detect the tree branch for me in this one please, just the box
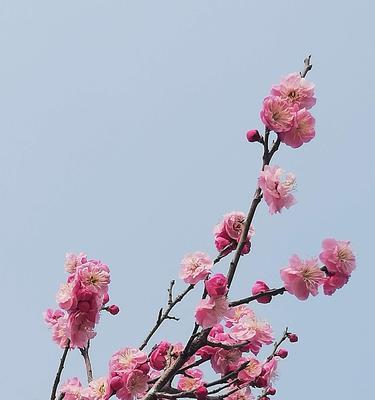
[50,341,70,400]
[139,284,195,350]
[80,341,93,383]
[229,287,286,307]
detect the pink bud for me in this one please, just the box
[276,348,288,358]
[251,280,272,304]
[102,293,110,305]
[254,376,268,388]
[246,129,261,143]
[107,305,120,315]
[205,273,228,298]
[194,386,208,400]
[267,387,276,396]
[260,397,270,400]
[288,333,298,343]
[110,376,123,391]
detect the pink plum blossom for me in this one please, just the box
[109,348,148,375]
[280,255,325,300]
[205,274,228,298]
[115,370,149,400]
[260,96,294,133]
[82,377,107,400]
[259,358,278,387]
[65,252,87,274]
[195,296,229,328]
[177,369,203,391]
[43,308,64,326]
[246,129,261,143]
[229,312,273,355]
[211,348,242,375]
[179,252,213,284]
[149,341,171,370]
[60,377,83,400]
[238,358,262,383]
[319,238,356,276]
[227,387,254,400]
[271,72,316,110]
[278,108,315,148]
[322,273,350,295]
[258,165,296,214]
[77,261,110,295]
[225,305,256,328]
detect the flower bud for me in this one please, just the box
[107,305,120,315]
[138,362,150,374]
[246,129,262,143]
[287,333,298,342]
[205,274,228,298]
[276,348,288,358]
[254,376,268,388]
[267,387,276,395]
[110,376,123,391]
[194,386,208,400]
[251,280,272,303]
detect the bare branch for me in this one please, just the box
[80,342,93,383]
[229,287,286,307]
[139,284,195,350]
[50,341,70,400]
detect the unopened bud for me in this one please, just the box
[276,348,288,358]
[138,362,150,374]
[194,386,208,400]
[246,129,262,143]
[251,280,272,304]
[267,387,276,395]
[110,376,123,391]
[107,304,120,315]
[288,333,298,342]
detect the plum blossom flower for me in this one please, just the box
[109,348,148,375]
[238,358,262,383]
[195,296,229,328]
[280,255,325,300]
[258,166,296,214]
[229,312,273,355]
[65,252,87,274]
[260,96,294,133]
[149,341,171,370]
[278,108,315,148]
[225,305,255,328]
[227,387,254,400]
[60,377,83,400]
[211,348,242,375]
[322,273,350,295]
[214,212,254,256]
[177,369,203,391]
[77,261,110,295]
[116,370,149,400]
[179,252,213,284]
[271,72,316,110]
[81,377,107,400]
[43,308,64,326]
[259,358,278,387]
[319,238,356,276]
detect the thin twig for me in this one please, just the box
[168,280,176,305]
[229,287,286,307]
[206,340,250,350]
[266,327,289,362]
[300,55,313,78]
[139,284,195,350]
[176,357,209,375]
[80,341,93,383]
[50,341,70,400]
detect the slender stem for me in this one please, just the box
[80,342,93,383]
[266,327,289,362]
[139,284,195,350]
[229,287,286,307]
[50,341,70,400]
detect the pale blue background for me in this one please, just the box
[0,1,373,399]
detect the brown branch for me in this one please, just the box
[50,341,70,400]
[206,340,249,350]
[58,394,65,400]
[168,280,176,305]
[266,327,289,362]
[229,287,286,307]
[80,341,93,383]
[300,55,313,78]
[139,284,195,350]
[177,357,209,375]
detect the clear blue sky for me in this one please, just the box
[0,1,373,399]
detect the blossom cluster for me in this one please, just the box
[44,253,118,349]
[260,72,316,148]
[280,239,356,299]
